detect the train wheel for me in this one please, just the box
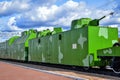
[111,57,120,74]
[111,43,120,73]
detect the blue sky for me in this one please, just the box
[0,0,120,42]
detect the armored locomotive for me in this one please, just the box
[0,13,120,73]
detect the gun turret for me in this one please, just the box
[71,18,92,30]
[89,12,114,26]
[70,12,114,30]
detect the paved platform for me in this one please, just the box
[0,61,83,80]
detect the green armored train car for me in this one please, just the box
[0,30,37,61]
[0,12,120,73]
[29,17,118,68]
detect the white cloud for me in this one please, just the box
[109,25,118,28]
[16,0,113,28]
[0,0,30,16]
[36,5,58,21]
[0,31,21,42]
[7,17,23,31]
[35,26,54,31]
[0,0,119,29]
[15,0,92,28]
[0,0,120,42]
[0,0,57,17]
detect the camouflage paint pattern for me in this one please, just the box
[29,26,118,67]
[88,26,118,66]
[0,29,37,61]
[0,42,7,58]
[0,20,118,67]
[29,27,89,66]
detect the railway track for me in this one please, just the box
[0,59,120,80]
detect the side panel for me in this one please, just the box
[29,39,40,61]
[0,42,7,59]
[88,26,118,66]
[29,27,89,67]
[42,36,48,63]
[71,27,88,66]
[52,27,89,66]
[62,31,71,64]
[48,36,53,63]
[52,34,59,63]
[98,47,120,57]
[7,43,26,60]
[18,43,26,61]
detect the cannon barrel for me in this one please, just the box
[98,12,114,21]
[88,12,114,26]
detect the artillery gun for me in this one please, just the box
[71,12,114,29]
[89,12,114,26]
